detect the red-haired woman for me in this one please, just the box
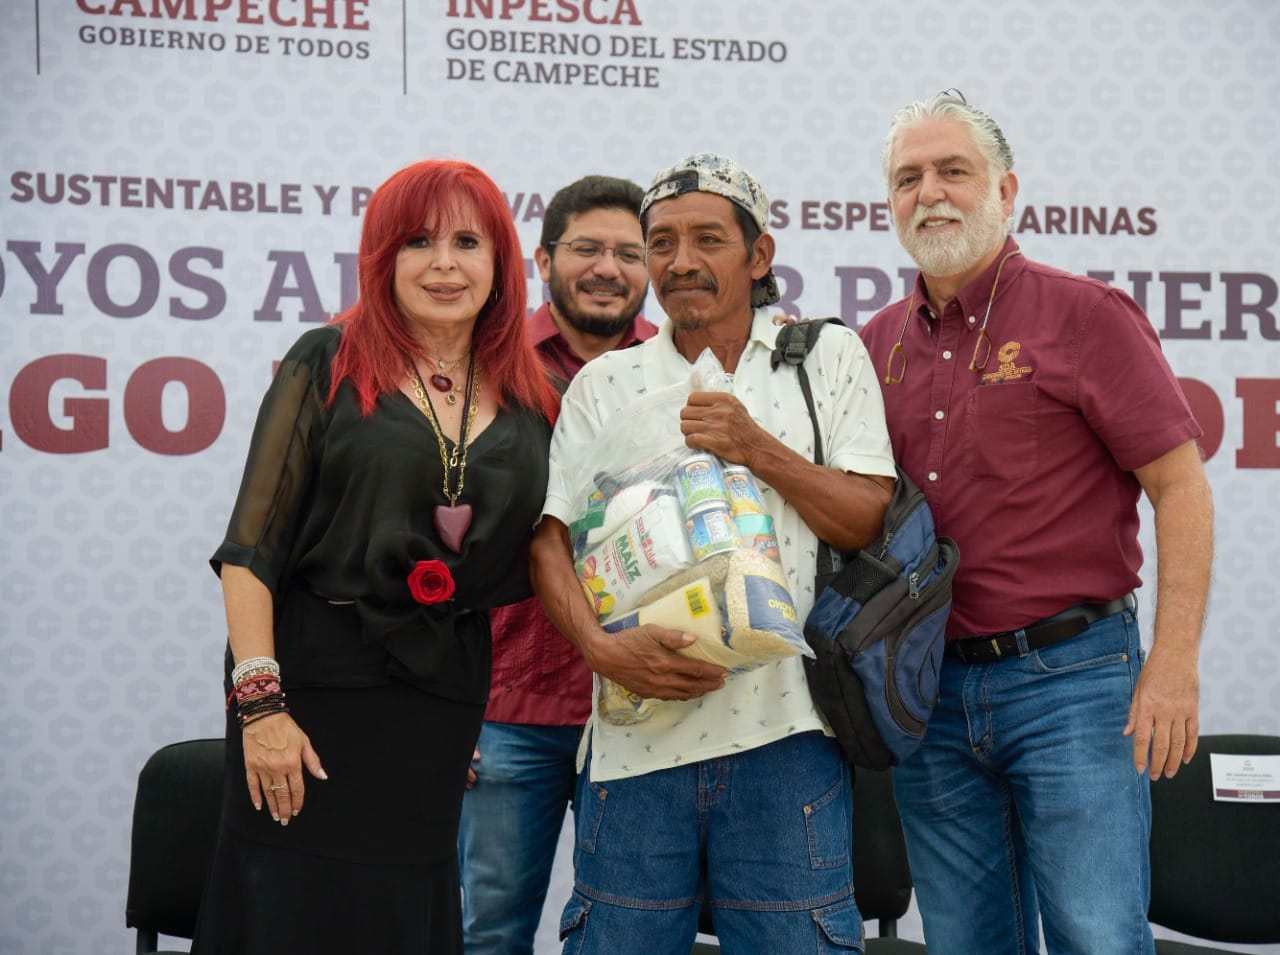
[193,159,558,953]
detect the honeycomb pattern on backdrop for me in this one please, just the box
[1,0,1277,951]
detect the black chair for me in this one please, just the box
[1149,733,1280,954]
[693,766,925,953]
[125,738,225,954]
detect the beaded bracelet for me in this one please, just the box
[237,687,285,712]
[232,655,280,687]
[240,709,287,728]
[236,691,289,727]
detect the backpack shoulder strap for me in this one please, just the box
[770,318,842,466]
[771,318,844,576]
[769,317,843,369]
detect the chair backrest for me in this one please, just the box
[125,738,225,949]
[1148,733,1280,944]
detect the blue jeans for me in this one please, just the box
[458,721,584,955]
[894,608,1154,955]
[559,732,864,954]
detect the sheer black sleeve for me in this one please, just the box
[210,326,337,597]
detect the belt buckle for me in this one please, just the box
[989,637,1003,660]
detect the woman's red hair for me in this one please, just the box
[328,159,558,424]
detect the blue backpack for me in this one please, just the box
[772,320,960,770]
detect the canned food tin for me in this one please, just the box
[721,465,766,517]
[734,513,781,561]
[685,504,739,562]
[675,453,729,513]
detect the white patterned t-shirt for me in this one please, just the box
[542,309,896,781]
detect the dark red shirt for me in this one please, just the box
[859,239,1201,639]
[485,303,658,725]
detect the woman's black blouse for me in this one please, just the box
[212,325,552,703]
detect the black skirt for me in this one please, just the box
[191,682,484,954]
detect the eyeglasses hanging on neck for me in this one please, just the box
[882,249,1022,385]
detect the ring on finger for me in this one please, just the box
[269,783,287,791]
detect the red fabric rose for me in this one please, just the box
[407,559,456,605]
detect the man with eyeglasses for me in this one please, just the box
[859,91,1213,954]
[530,153,896,953]
[457,174,656,955]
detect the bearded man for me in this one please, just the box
[858,91,1213,954]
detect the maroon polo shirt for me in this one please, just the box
[486,303,658,725]
[859,239,1201,639]
[527,302,658,395]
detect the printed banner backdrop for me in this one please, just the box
[2,1,1277,952]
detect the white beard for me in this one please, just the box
[896,180,1008,277]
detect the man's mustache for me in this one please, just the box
[910,201,964,230]
[577,279,630,296]
[660,274,717,294]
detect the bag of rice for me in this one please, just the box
[721,547,807,660]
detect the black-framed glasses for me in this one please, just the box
[546,239,645,267]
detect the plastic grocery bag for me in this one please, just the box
[565,349,812,724]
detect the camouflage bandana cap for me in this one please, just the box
[640,153,781,308]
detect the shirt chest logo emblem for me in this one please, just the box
[981,340,1033,384]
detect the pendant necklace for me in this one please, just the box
[424,350,470,405]
[410,358,480,553]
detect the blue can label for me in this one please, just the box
[676,454,729,513]
[685,505,739,562]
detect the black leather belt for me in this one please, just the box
[945,593,1136,665]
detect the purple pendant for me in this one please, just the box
[434,503,472,553]
[429,373,453,393]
